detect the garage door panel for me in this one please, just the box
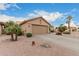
[32,25,48,35]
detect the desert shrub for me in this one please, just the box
[63,31,70,34]
[17,31,23,36]
[49,26,54,33]
[58,26,67,33]
[56,24,67,35]
[26,33,32,37]
[58,24,67,33]
[16,28,23,36]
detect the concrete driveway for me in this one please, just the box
[35,33,79,53]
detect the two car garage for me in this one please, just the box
[32,24,48,35]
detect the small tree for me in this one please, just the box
[4,21,22,41]
[58,24,67,35]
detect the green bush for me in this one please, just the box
[26,33,32,37]
[17,31,23,36]
[58,26,67,33]
[58,24,67,33]
[63,31,70,34]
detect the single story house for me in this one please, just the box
[20,17,52,35]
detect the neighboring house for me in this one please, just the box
[0,22,4,35]
[76,25,79,31]
[20,17,52,35]
[64,22,77,31]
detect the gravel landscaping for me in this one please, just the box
[0,34,78,56]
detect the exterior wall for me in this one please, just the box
[21,18,50,34]
[26,23,32,33]
[21,23,32,34]
[26,18,50,33]
[27,18,48,26]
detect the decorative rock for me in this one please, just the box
[40,43,51,48]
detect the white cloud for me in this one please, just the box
[43,12,63,22]
[0,14,25,22]
[28,13,38,17]
[0,3,21,10]
[0,10,63,23]
[0,3,10,10]
[34,10,49,16]
[27,10,63,22]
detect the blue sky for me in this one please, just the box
[0,3,79,26]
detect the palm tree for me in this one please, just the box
[4,21,21,41]
[66,16,72,34]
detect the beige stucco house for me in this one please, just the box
[20,17,52,35]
